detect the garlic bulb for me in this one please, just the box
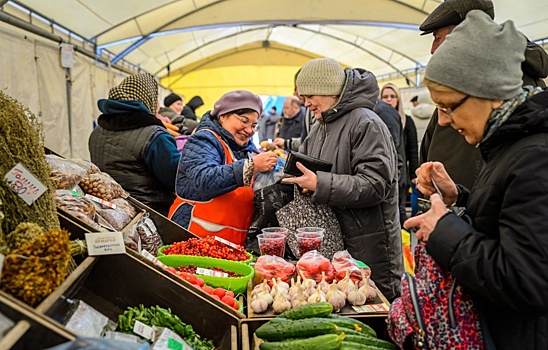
[358,269,370,288]
[250,297,268,313]
[337,270,351,292]
[291,285,308,309]
[256,291,273,305]
[359,276,377,300]
[270,284,279,298]
[307,288,326,304]
[288,278,298,297]
[326,282,346,312]
[272,294,291,314]
[347,281,366,306]
[277,277,290,291]
[317,271,330,295]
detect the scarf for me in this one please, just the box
[481,86,543,143]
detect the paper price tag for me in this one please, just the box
[214,236,244,251]
[141,249,166,268]
[85,232,126,256]
[133,320,154,341]
[351,303,389,313]
[4,163,47,205]
[196,267,228,277]
[84,194,117,209]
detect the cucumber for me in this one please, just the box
[327,314,377,338]
[255,318,338,341]
[278,302,333,320]
[259,334,342,350]
[343,334,398,350]
[340,341,384,349]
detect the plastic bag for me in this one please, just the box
[253,255,296,286]
[331,250,371,282]
[71,158,101,176]
[127,213,163,255]
[46,155,88,190]
[55,190,103,230]
[296,250,335,283]
[111,198,138,219]
[63,300,116,338]
[252,157,286,191]
[79,172,125,201]
[45,338,150,350]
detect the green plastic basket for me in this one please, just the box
[157,244,254,264]
[157,254,254,294]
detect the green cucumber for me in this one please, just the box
[278,302,333,320]
[255,318,338,341]
[327,314,377,338]
[342,334,398,350]
[340,341,384,349]
[259,333,342,350]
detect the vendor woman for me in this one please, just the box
[168,90,278,245]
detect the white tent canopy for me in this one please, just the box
[5,0,548,82]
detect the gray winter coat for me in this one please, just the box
[300,68,403,300]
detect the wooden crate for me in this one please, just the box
[0,294,74,350]
[34,251,240,349]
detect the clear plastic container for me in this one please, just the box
[296,231,324,256]
[257,233,286,257]
[261,227,290,237]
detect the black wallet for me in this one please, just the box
[283,152,333,176]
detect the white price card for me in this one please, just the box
[214,236,244,251]
[133,320,154,341]
[351,303,390,314]
[4,163,47,205]
[196,267,228,277]
[85,232,126,256]
[141,249,166,268]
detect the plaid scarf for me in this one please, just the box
[481,86,543,143]
[108,73,158,114]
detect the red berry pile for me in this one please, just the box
[163,237,249,261]
[176,264,244,278]
[259,240,285,257]
[297,236,322,256]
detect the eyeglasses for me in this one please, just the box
[232,114,260,132]
[382,94,397,99]
[435,95,470,116]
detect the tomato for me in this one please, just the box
[213,287,226,299]
[202,286,214,295]
[221,295,235,306]
[225,290,234,298]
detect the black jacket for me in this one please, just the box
[277,108,305,140]
[182,96,204,121]
[427,89,548,349]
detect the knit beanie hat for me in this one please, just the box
[425,10,526,100]
[296,58,346,96]
[420,0,494,35]
[211,90,263,118]
[164,92,182,108]
[109,73,158,114]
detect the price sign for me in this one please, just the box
[214,236,244,251]
[85,232,126,256]
[196,267,228,277]
[133,320,154,340]
[84,194,117,209]
[4,163,47,205]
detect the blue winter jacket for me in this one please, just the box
[170,112,258,228]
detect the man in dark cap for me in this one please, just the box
[419,0,548,190]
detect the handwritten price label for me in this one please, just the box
[4,163,47,205]
[214,236,244,251]
[196,267,228,277]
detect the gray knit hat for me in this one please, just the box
[425,10,526,100]
[420,0,494,35]
[296,58,346,96]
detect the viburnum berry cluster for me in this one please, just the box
[163,236,249,261]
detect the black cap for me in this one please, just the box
[419,0,494,35]
[164,92,182,108]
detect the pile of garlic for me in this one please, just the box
[250,269,377,314]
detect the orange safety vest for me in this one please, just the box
[168,129,254,246]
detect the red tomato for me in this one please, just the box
[213,287,226,299]
[225,290,235,298]
[202,286,214,295]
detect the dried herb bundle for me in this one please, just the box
[0,90,59,244]
[1,228,71,306]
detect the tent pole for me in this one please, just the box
[65,68,73,158]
